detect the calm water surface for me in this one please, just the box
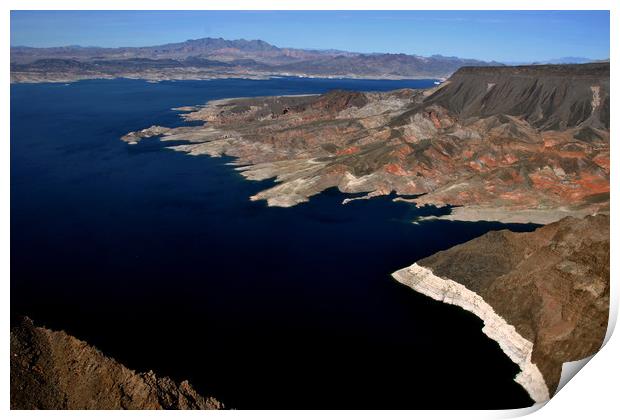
[11,77,536,408]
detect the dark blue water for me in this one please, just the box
[11,77,536,409]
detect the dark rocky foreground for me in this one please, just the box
[393,214,609,401]
[10,317,223,409]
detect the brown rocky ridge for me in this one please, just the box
[122,62,610,224]
[10,317,223,409]
[392,214,609,403]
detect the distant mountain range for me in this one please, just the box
[11,37,505,83]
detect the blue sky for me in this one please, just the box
[10,10,610,62]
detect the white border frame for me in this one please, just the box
[2,2,616,419]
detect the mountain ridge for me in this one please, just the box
[10,36,504,83]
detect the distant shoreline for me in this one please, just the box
[10,71,443,85]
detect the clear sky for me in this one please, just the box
[10,10,610,62]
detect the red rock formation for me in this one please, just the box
[122,63,609,223]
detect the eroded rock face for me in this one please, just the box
[423,64,610,130]
[393,214,609,400]
[122,63,610,223]
[10,317,223,410]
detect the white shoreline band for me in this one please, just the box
[392,263,550,403]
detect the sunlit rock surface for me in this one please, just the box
[122,63,609,223]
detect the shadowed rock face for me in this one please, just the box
[409,214,609,395]
[10,317,223,410]
[122,63,609,223]
[423,63,610,130]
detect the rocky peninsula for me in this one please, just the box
[393,214,609,402]
[122,63,609,224]
[10,317,223,409]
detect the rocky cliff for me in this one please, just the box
[10,317,222,409]
[122,63,609,223]
[424,64,609,130]
[392,214,610,402]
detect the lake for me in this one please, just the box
[11,77,536,409]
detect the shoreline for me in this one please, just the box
[10,71,442,85]
[116,82,607,226]
[406,204,606,225]
[392,263,551,404]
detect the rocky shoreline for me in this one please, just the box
[392,263,550,403]
[10,69,274,84]
[393,215,609,401]
[120,63,609,224]
[10,70,441,85]
[116,64,610,406]
[409,205,603,225]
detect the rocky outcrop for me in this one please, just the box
[392,214,609,401]
[10,317,223,410]
[423,63,610,130]
[122,63,610,223]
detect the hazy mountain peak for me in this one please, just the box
[11,36,504,81]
